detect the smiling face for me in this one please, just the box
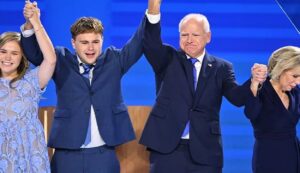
[0,40,22,79]
[179,15,211,58]
[71,32,103,65]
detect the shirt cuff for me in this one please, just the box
[20,24,34,38]
[145,9,160,24]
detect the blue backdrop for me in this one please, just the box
[1,0,299,172]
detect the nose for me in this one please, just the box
[88,43,94,50]
[187,36,193,43]
[4,53,11,60]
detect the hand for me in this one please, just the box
[251,63,267,84]
[23,0,41,29]
[148,0,161,15]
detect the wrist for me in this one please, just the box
[24,21,33,30]
[147,10,160,15]
[34,25,44,32]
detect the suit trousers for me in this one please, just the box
[149,140,222,173]
[50,145,120,173]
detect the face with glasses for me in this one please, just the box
[179,18,211,58]
[278,67,300,91]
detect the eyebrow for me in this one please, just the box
[79,39,101,42]
[0,48,20,53]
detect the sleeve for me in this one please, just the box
[244,91,263,120]
[24,67,46,95]
[143,14,173,75]
[20,24,34,38]
[145,9,161,24]
[222,61,253,107]
[113,15,145,75]
[21,34,44,66]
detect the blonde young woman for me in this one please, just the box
[0,1,56,172]
[245,46,300,173]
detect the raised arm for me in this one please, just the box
[148,0,161,15]
[144,0,172,75]
[23,1,56,89]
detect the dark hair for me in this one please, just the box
[0,32,29,88]
[70,17,104,39]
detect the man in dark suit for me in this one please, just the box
[20,3,144,173]
[139,0,267,173]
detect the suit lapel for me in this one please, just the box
[70,53,93,87]
[193,53,215,105]
[92,54,105,84]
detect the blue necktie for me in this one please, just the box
[81,63,94,145]
[81,63,94,79]
[182,58,198,138]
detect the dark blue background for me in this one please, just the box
[0,0,299,172]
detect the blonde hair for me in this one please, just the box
[268,46,300,81]
[0,32,29,88]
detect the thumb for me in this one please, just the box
[33,1,38,7]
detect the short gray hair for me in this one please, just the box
[268,46,300,81]
[178,13,210,33]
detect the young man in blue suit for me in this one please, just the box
[20,1,144,173]
[139,0,267,173]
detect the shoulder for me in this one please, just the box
[206,53,233,68]
[55,46,73,56]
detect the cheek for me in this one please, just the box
[14,56,22,65]
[76,47,85,55]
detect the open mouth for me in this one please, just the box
[1,61,13,66]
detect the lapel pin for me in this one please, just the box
[208,63,212,67]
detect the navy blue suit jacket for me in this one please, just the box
[244,79,300,173]
[21,18,145,149]
[139,17,251,168]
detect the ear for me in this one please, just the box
[71,38,76,49]
[206,32,211,44]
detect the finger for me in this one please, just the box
[33,1,38,7]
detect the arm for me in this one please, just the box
[244,64,267,120]
[117,0,166,74]
[221,62,251,106]
[23,1,56,89]
[244,87,263,120]
[223,63,267,106]
[117,16,144,74]
[143,0,171,75]
[21,2,43,66]
[250,63,267,96]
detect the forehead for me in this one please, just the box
[289,66,300,73]
[1,40,21,51]
[74,32,102,41]
[180,18,204,32]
